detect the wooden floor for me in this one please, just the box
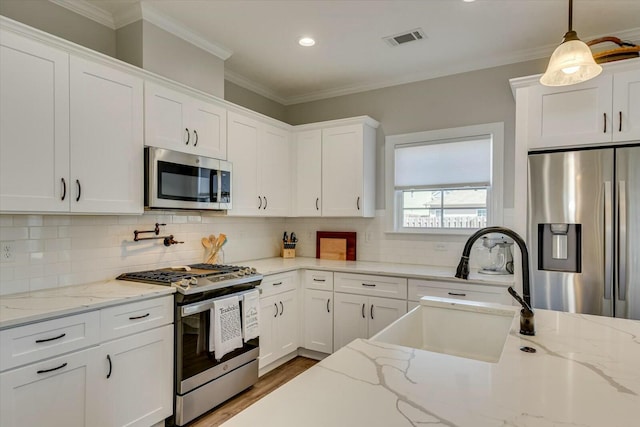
[188,357,318,427]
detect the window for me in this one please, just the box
[385,123,504,234]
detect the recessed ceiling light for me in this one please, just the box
[298,37,316,47]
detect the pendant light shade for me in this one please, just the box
[540,1,602,86]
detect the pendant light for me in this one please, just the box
[540,0,602,86]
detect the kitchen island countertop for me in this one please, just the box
[223,307,640,427]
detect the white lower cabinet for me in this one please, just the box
[259,289,298,369]
[333,292,407,351]
[408,279,511,306]
[303,289,333,353]
[0,296,174,427]
[0,346,99,427]
[94,325,173,427]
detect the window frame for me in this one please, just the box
[385,122,504,235]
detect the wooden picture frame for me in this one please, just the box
[316,231,357,260]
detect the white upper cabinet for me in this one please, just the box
[612,68,640,142]
[70,56,143,214]
[227,110,291,216]
[293,129,322,216]
[323,123,376,217]
[144,80,227,159]
[523,60,640,150]
[0,27,143,214]
[294,117,378,218]
[0,29,70,212]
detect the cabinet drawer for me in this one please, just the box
[0,311,100,372]
[100,296,173,342]
[334,273,407,300]
[408,279,511,305]
[304,270,334,291]
[257,271,298,298]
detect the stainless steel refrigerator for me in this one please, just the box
[528,145,639,320]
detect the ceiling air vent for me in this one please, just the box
[383,28,427,47]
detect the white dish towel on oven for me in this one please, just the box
[209,296,242,360]
[242,290,260,341]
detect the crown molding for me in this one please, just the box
[48,0,115,29]
[112,4,142,29]
[224,69,289,105]
[140,2,232,60]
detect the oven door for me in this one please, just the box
[145,147,222,210]
[176,292,259,395]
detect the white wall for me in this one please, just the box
[0,213,285,296]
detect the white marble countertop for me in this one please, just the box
[223,308,640,427]
[0,280,175,329]
[239,257,514,287]
[0,257,511,330]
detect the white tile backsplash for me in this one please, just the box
[0,211,488,296]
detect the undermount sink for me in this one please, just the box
[370,296,518,363]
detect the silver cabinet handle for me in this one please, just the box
[618,180,627,301]
[604,181,613,300]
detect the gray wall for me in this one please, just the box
[116,20,143,68]
[140,21,225,98]
[284,59,548,209]
[224,80,287,122]
[0,0,116,56]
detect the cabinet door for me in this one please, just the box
[276,289,298,356]
[94,325,173,427]
[367,297,407,338]
[527,75,613,149]
[259,124,291,216]
[612,69,640,142]
[144,81,190,151]
[0,29,69,212]
[0,347,98,427]
[227,111,260,215]
[304,289,333,353]
[294,129,322,216]
[190,99,227,159]
[333,292,368,351]
[258,294,278,368]
[322,125,364,216]
[70,56,143,214]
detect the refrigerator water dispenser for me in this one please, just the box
[537,223,581,272]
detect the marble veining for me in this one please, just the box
[223,309,640,427]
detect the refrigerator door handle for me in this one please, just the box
[618,180,627,301]
[604,181,613,300]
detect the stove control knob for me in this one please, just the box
[250,268,257,274]
[237,271,245,276]
[189,277,198,286]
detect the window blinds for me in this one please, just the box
[394,137,491,189]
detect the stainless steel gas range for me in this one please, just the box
[118,264,263,426]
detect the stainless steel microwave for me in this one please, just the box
[145,147,232,210]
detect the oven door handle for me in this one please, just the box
[181,288,257,316]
